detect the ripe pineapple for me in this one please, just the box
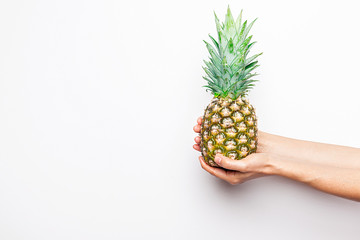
[200,7,262,167]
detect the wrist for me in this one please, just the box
[257,131,274,154]
[254,152,280,175]
[257,131,295,158]
[262,152,284,176]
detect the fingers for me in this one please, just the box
[193,144,201,151]
[193,124,201,133]
[193,136,201,152]
[199,157,254,185]
[194,136,201,144]
[193,117,203,133]
[193,116,203,152]
[213,153,270,174]
[214,154,253,172]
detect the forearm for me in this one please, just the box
[268,154,360,201]
[258,131,360,169]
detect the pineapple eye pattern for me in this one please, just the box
[221,117,234,128]
[220,98,231,107]
[232,111,243,121]
[247,128,255,137]
[202,147,208,156]
[207,140,215,151]
[224,139,237,150]
[202,98,258,163]
[205,110,211,118]
[237,122,247,132]
[215,133,226,143]
[227,151,238,159]
[214,148,223,155]
[204,119,210,128]
[250,140,256,149]
[220,107,231,117]
[202,131,210,142]
[210,124,220,135]
[241,106,250,115]
[241,146,248,152]
[246,116,254,126]
[212,104,221,112]
[226,127,237,137]
[238,134,248,144]
[237,98,244,105]
[211,113,221,123]
[230,102,241,111]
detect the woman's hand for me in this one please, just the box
[193,117,271,185]
[199,154,270,185]
[194,116,360,201]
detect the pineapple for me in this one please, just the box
[200,7,262,167]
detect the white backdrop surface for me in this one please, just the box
[1,0,360,239]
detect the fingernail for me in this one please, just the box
[215,156,221,164]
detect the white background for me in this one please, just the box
[1,0,360,239]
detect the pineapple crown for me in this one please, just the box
[203,7,262,99]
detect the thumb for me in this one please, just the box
[214,154,251,172]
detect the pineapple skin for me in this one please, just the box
[200,96,257,167]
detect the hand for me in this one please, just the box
[195,117,360,201]
[193,117,271,185]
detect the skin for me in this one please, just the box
[193,117,360,202]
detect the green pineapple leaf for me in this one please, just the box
[203,7,262,99]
